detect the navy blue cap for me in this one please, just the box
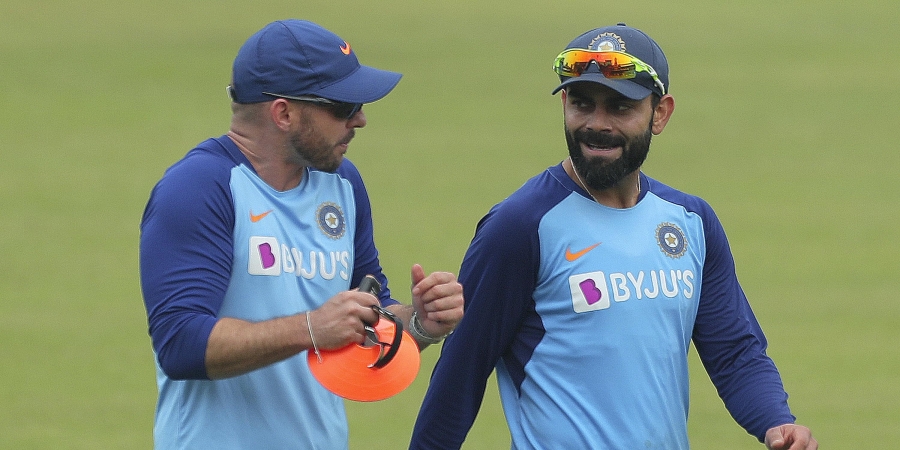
[552,23,668,100]
[230,20,402,104]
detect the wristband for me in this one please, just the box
[306,311,322,363]
[409,311,445,345]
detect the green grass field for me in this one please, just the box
[1,1,897,448]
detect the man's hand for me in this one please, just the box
[307,289,380,349]
[765,423,817,450]
[205,289,378,379]
[410,264,464,339]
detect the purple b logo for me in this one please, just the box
[570,271,609,312]
[248,237,281,276]
[579,279,603,305]
[258,243,276,269]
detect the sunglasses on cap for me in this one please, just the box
[553,49,666,96]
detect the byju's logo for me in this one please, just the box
[248,236,281,276]
[569,271,610,313]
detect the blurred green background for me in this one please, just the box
[1,0,897,448]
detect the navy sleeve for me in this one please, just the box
[691,203,795,441]
[411,174,559,449]
[139,142,237,380]
[335,159,398,307]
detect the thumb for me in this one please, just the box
[765,428,786,449]
[410,263,426,287]
[410,264,427,309]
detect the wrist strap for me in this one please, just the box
[409,311,445,345]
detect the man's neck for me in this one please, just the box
[564,157,641,209]
[226,130,306,192]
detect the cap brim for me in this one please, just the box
[308,319,420,402]
[552,74,652,100]
[313,65,403,104]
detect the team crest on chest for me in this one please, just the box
[656,222,687,258]
[316,202,345,239]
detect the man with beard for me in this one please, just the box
[410,24,815,450]
[139,20,463,449]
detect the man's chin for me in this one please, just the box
[311,158,342,173]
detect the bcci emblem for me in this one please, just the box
[656,222,687,259]
[316,202,345,240]
[588,32,626,52]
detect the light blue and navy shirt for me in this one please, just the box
[411,163,794,449]
[140,136,397,449]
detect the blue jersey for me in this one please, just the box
[410,164,794,449]
[140,136,397,449]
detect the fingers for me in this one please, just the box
[416,276,462,309]
[310,290,380,349]
[409,267,464,338]
[419,287,464,319]
[411,268,459,302]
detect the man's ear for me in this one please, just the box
[269,99,295,131]
[651,94,675,135]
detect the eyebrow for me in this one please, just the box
[567,88,634,105]
[566,89,595,104]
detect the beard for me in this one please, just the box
[287,115,352,173]
[565,121,653,191]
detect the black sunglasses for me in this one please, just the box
[263,91,363,120]
[225,86,363,120]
